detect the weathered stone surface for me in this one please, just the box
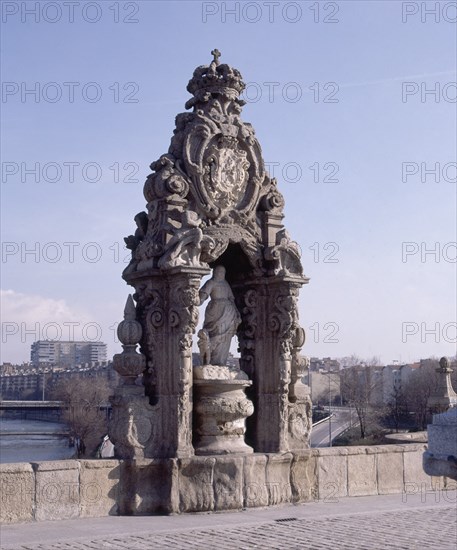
[317,449,348,500]
[212,456,243,511]
[177,456,214,512]
[116,51,310,466]
[243,454,268,508]
[193,378,254,456]
[33,460,80,521]
[376,449,405,494]
[347,451,377,496]
[1,445,443,523]
[199,265,241,366]
[423,452,457,482]
[265,453,293,505]
[79,460,120,518]
[0,463,35,524]
[424,405,457,481]
[428,425,457,458]
[290,451,317,502]
[404,445,434,490]
[119,459,177,515]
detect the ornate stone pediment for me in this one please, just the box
[123,50,307,285]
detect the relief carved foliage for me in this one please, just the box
[287,398,312,447]
[169,277,200,354]
[236,288,258,378]
[268,287,299,357]
[133,281,165,390]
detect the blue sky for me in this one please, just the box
[1,0,456,364]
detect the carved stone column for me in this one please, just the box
[128,267,209,458]
[235,277,308,453]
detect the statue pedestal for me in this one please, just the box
[193,368,254,455]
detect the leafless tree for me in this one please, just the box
[385,384,408,432]
[403,360,440,430]
[51,375,111,457]
[340,356,384,439]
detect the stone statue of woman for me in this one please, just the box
[199,265,241,366]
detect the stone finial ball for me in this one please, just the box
[117,294,142,345]
[117,318,142,345]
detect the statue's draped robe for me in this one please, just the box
[200,279,241,365]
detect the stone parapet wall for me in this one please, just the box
[1,445,455,524]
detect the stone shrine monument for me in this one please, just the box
[423,357,457,481]
[109,51,312,513]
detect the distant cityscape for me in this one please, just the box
[1,340,112,401]
[307,356,456,408]
[1,341,455,407]
[31,340,107,367]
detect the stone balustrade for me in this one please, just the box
[1,444,456,524]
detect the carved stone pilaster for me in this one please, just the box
[235,287,258,380]
[287,328,312,450]
[126,267,209,458]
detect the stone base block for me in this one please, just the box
[317,448,348,500]
[376,447,405,494]
[118,452,315,514]
[403,444,434,490]
[290,451,318,503]
[0,463,35,524]
[33,460,80,521]
[79,460,120,517]
[2,444,450,523]
[118,459,178,515]
[243,454,268,508]
[347,448,377,497]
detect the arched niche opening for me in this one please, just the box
[208,243,257,286]
[204,243,259,450]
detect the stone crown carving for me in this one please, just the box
[186,48,246,109]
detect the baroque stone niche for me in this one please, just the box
[113,50,311,461]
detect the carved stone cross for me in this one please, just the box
[211,48,221,64]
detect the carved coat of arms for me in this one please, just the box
[205,145,250,211]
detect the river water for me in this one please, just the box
[0,419,76,464]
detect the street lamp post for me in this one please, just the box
[328,370,332,447]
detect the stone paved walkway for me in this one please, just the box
[1,492,456,550]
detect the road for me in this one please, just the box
[310,407,355,447]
